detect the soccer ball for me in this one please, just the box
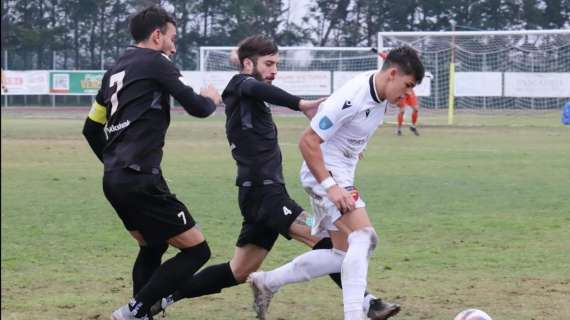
[454,309,492,320]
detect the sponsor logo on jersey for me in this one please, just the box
[347,138,366,145]
[105,120,130,133]
[319,116,333,130]
[342,100,352,110]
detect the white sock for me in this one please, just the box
[264,248,345,293]
[342,227,378,320]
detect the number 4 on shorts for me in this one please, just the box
[282,206,292,216]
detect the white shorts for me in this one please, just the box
[301,169,366,236]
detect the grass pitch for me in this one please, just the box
[1,109,569,320]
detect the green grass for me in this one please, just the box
[2,110,569,320]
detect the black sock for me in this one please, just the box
[132,243,168,296]
[312,237,333,250]
[312,237,369,297]
[132,241,211,317]
[172,262,238,301]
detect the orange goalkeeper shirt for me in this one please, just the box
[398,91,418,108]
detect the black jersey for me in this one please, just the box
[94,46,216,173]
[223,74,301,187]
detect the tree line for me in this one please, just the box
[1,0,569,70]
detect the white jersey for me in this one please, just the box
[300,71,391,187]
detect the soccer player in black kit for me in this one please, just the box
[140,34,323,315]
[149,35,400,320]
[82,6,221,320]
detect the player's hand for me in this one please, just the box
[229,49,240,66]
[200,84,222,105]
[326,185,355,213]
[299,97,326,119]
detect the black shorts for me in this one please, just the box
[236,184,304,251]
[103,168,195,244]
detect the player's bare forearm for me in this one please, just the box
[299,127,329,183]
[300,128,356,212]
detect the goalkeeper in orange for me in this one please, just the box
[372,48,420,136]
[395,90,420,136]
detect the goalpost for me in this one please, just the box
[378,29,570,124]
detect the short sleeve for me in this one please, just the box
[310,84,362,141]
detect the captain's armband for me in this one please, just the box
[88,101,107,125]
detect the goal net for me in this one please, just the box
[378,30,570,123]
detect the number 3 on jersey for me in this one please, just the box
[109,71,125,116]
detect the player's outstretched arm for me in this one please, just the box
[198,83,222,109]
[241,78,301,110]
[165,81,220,118]
[157,57,221,118]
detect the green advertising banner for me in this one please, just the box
[49,71,104,95]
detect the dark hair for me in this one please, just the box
[129,6,176,43]
[382,46,425,83]
[237,35,279,68]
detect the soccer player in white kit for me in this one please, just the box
[248,46,425,320]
